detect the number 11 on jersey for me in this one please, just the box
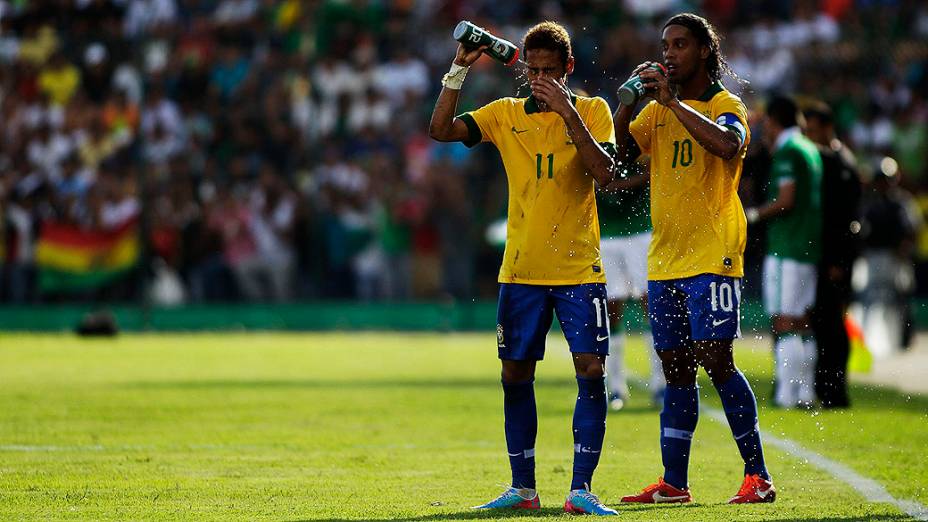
[536,153,554,179]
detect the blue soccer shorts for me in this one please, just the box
[648,274,742,351]
[496,283,610,360]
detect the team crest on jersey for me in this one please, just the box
[497,324,505,347]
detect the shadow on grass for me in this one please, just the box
[616,502,916,522]
[292,507,913,522]
[289,506,566,521]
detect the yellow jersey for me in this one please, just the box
[460,94,615,285]
[629,83,750,280]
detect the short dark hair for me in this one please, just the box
[766,95,800,128]
[663,13,735,83]
[522,21,571,67]
[803,100,834,127]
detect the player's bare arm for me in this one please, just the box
[613,105,635,159]
[613,62,655,166]
[602,171,649,193]
[639,66,742,160]
[746,180,796,224]
[428,44,487,142]
[531,77,615,186]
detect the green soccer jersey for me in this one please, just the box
[766,130,823,263]
[597,175,651,238]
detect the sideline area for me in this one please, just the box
[853,333,928,395]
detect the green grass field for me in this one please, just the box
[0,332,925,521]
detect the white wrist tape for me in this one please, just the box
[442,63,469,90]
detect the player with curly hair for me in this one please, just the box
[430,21,618,515]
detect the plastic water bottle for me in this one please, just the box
[453,21,520,66]
[617,63,668,106]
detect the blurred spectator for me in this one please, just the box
[208,185,262,300]
[37,51,80,106]
[804,102,862,408]
[2,185,38,303]
[123,0,178,38]
[81,43,114,105]
[249,166,297,302]
[855,162,922,357]
[26,121,73,182]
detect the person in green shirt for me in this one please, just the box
[597,168,665,410]
[745,96,823,409]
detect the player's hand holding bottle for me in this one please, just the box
[635,62,674,106]
[619,62,671,106]
[453,43,488,67]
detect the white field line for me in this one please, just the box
[626,370,927,520]
[701,407,928,521]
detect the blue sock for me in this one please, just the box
[718,371,770,480]
[503,379,536,489]
[571,375,607,490]
[660,384,699,490]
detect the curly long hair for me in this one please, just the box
[663,13,739,83]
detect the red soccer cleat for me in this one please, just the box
[620,477,692,504]
[728,474,776,504]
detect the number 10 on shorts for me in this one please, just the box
[710,281,734,312]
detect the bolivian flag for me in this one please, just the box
[36,219,140,293]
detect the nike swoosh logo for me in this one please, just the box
[756,488,771,499]
[580,448,601,454]
[712,318,731,327]
[596,335,608,341]
[511,126,529,134]
[652,491,689,502]
[507,452,522,457]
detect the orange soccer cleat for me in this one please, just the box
[728,474,776,504]
[620,477,692,504]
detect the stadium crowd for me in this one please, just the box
[0,0,927,304]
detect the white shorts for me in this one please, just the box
[763,255,817,317]
[601,232,651,301]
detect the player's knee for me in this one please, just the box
[663,367,697,386]
[659,352,697,386]
[703,360,736,387]
[501,361,535,383]
[573,354,605,379]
